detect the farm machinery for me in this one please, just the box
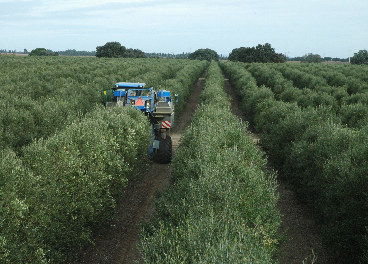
[101,82,177,163]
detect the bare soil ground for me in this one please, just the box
[223,75,335,264]
[77,73,206,264]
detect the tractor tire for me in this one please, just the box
[158,136,172,164]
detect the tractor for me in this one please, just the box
[101,82,177,163]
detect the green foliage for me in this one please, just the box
[242,86,274,127]
[229,43,285,63]
[0,56,201,153]
[125,48,147,58]
[255,100,305,170]
[58,49,96,56]
[157,60,208,117]
[219,61,274,126]
[96,42,127,58]
[219,61,259,99]
[140,62,280,263]
[29,48,59,56]
[351,49,368,65]
[344,92,368,105]
[246,63,294,97]
[0,56,208,263]
[0,149,48,264]
[222,60,368,262]
[295,88,338,110]
[279,85,303,103]
[274,63,328,89]
[300,53,322,63]
[330,86,350,106]
[188,48,219,61]
[339,103,368,128]
[284,123,368,262]
[199,61,228,106]
[298,63,349,87]
[0,107,151,263]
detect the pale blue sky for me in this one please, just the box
[1,0,367,58]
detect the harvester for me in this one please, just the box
[101,82,177,163]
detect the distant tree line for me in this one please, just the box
[300,53,322,63]
[229,43,285,63]
[288,55,349,63]
[351,50,368,65]
[146,52,190,59]
[1,48,96,56]
[0,49,29,54]
[146,52,228,60]
[3,45,365,64]
[58,49,96,56]
[320,57,349,62]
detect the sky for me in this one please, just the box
[1,0,367,58]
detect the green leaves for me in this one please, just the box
[188,48,219,62]
[140,62,280,263]
[95,42,147,58]
[222,59,368,263]
[0,56,205,154]
[29,48,59,56]
[0,56,207,263]
[351,49,368,65]
[96,41,127,58]
[0,107,151,263]
[229,43,285,63]
[300,53,322,63]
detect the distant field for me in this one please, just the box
[0,53,28,56]
[287,60,350,64]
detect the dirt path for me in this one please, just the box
[223,75,334,264]
[77,73,206,264]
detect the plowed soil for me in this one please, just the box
[77,69,334,264]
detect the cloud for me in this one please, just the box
[33,0,153,13]
[1,0,367,57]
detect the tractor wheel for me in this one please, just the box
[158,136,172,163]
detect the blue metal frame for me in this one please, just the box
[105,82,174,156]
[115,82,146,88]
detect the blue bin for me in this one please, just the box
[114,90,126,97]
